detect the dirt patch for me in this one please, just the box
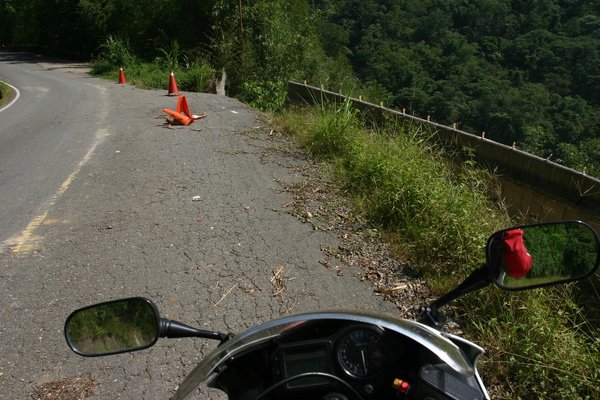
[30,377,98,400]
[38,62,91,75]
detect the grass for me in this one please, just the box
[90,36,215,93]
[278,99,509,271]
[274,100,600,399]
[93,60,214,93]
[90,36,289,111]
[0,81,12,108]
[468,286,600,399]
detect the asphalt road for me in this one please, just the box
[0,53,108,253]
[0,53,397,399]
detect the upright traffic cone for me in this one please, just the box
[168,70,179,96]
[176,95,193,119]
[118,67,126,84]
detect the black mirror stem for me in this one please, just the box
[419,265,492,329]
[159,318,230,343]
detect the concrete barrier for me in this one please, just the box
[287,81,600,230]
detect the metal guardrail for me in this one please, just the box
[287,81,600,222]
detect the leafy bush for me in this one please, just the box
[240,81,287,112]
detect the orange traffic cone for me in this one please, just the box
[118,67,126,84]
[168,70,179,95]
[177,95,206,120]
[163,108,193,126]
[176,95,192,119]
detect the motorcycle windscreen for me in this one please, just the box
[171,310,477,400]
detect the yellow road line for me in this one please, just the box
[6,212,49,254]
[5,128,109,254]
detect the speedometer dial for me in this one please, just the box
[336,327,386,378]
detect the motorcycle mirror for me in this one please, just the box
[420,220,600,329]
[487,221,600,291]
[64,297,160,357]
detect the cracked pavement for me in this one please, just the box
[0,62,399,399]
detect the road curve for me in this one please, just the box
[0,80,20,112]
[0,52,108,252]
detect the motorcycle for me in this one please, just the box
[64,221,600,400]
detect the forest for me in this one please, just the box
[1,0,598,176]
[314,0,600,177]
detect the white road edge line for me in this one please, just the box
[0,80,21,113]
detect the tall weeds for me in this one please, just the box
[155,40,181,71]
[293,98,508,270]
[304,98,359,158]
[468,287,600,399]
[98,35,136,67]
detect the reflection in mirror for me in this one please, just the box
[65,297,159,356]
[488,221,600,290]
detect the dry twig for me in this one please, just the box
[376,283,409,296]
[271,266,286,298]
[214,283,238,307]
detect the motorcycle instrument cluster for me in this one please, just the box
[271,323,404,397]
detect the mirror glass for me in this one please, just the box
[488,221,600,290]
[65,297,159,356]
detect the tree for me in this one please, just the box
[0,0,17,43]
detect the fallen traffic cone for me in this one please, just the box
[163,108,193,126]
[168,70,179,95]
[118,67,126,84]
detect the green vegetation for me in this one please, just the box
[523,223,599,280]
[3,1,597,175]
[0,81,11,108]
[275,102,599,399]
[470,287,599,399]
[312,0,600,177]
[0,0,382,112]
[277,99,508,272]
[90,36,215,93]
